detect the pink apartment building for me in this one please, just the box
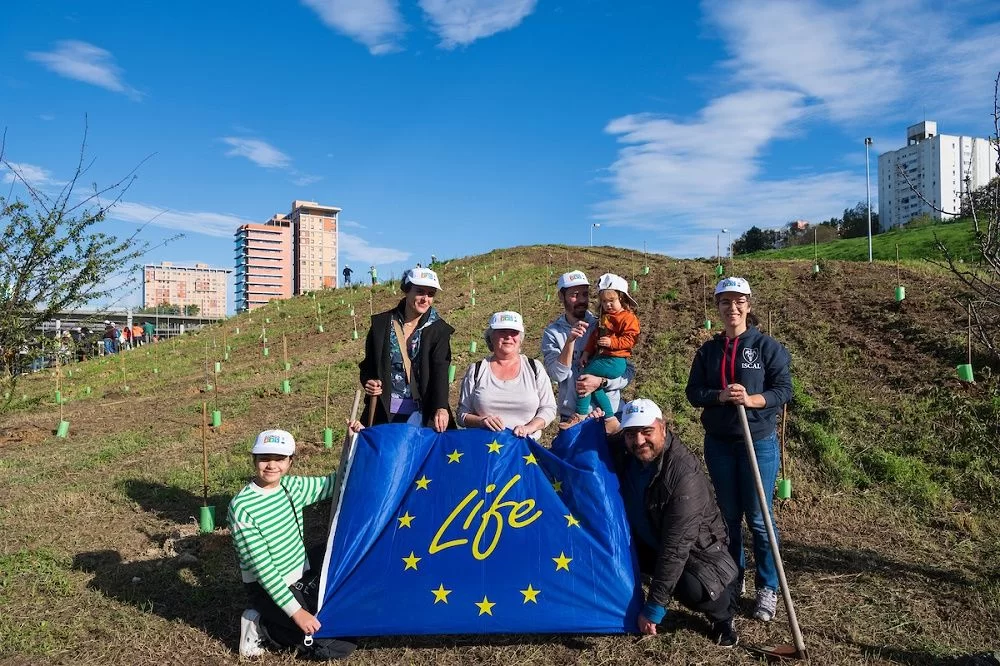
[143,262,231,318]
[234,200,339,312]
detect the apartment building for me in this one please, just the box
[234,215,293,312]
[233,200,340,312]
[288,200,340,294]
[878,121,998,228]
[142,262,231,318]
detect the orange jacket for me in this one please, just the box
[584,309,640,358]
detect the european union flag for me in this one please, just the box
[314,418,642,636]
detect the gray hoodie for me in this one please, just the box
[541,312,634,419]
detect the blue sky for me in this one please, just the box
[2,1,999,312]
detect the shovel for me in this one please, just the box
[737,405,807,660]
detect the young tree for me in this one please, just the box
[932,73,1000,363]
[0,127,156,386]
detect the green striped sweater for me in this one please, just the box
[228,473,336,616]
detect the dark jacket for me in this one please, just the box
[358,302,455,428]
[612,430,738,607]
[685,325,792,440]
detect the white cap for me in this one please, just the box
[596,273,638,308]
[487,311,524,333]
[252,429,296,456]
[714,276,752,296]
[404,267,442,291]
[557,270,589,290]
[620,399,663,429]
[104,320,111,324]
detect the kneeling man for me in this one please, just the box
[613,399,740,647]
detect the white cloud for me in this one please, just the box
[221,137,292,169]
[291,172,324,186]
[301,0,406,54]
[106,201,256,238]
[594,0,1000,256]
[1,162,63,187]
[340,231,411,264]
[598,89,808,223]
[340,219,365,229]
[706,0,1000,124]
[26,40,141,100]
[419,0,537,48]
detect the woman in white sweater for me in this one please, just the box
[458,311,557,440]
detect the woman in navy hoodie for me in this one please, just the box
[686,277,792,624]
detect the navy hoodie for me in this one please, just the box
[686,325,792,440]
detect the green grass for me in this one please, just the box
[747,218,978,262]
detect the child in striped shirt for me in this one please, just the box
[228,429,355,660]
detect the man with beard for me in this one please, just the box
[541,270,634,431]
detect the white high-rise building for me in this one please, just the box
[878,121,998,228]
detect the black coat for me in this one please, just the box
[612,430,738,607]
[358,303,455,428]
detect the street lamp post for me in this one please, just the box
[591,223,601,247]
[722,228,732,259]
[865,137,873,263]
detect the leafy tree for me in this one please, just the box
[840,202,881,239]
[0,128,160,386]
[733,226,784,254]
[184,304,200,316]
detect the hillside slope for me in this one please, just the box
[746,219,977,262]
[2,245,998,665]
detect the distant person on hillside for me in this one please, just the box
[457,311,556,441]
[228,429,356,660]
[342,265,353,288]
[541,271,634,431]
[368,265,377,286]
[572,273,640,427]
[142,321,155,345]
[359,267,455,431]
[685,277,792,624]
[132,324,143,347]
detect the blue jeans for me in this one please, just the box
[103,339,114,355]
[704,431,780,592]
[575,356,626,415]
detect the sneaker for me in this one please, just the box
[753,587,778,622]
[239,609,266,658]
[710,618,739,648]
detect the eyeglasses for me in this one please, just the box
[718,298,749,307]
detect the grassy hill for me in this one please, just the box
[2,246,999,665]
[747,218,978,263]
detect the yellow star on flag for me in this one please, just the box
[520,584,541,604]
[475,596,496,616]
[551,479,563,493]
[447,449,464,464]
[552,552,572,571]
[398,512,415,528]
[402,551,421,570]
[564,514,581,528]
[486,440,503,454]
[431,584,451,604]
[522,453,537,465]
[415,475,431,490]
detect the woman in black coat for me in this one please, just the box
[358,267,455,431]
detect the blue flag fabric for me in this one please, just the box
[315,418,642,637]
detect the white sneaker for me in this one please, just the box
[753,588,778,622]
[239,609,266,658]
